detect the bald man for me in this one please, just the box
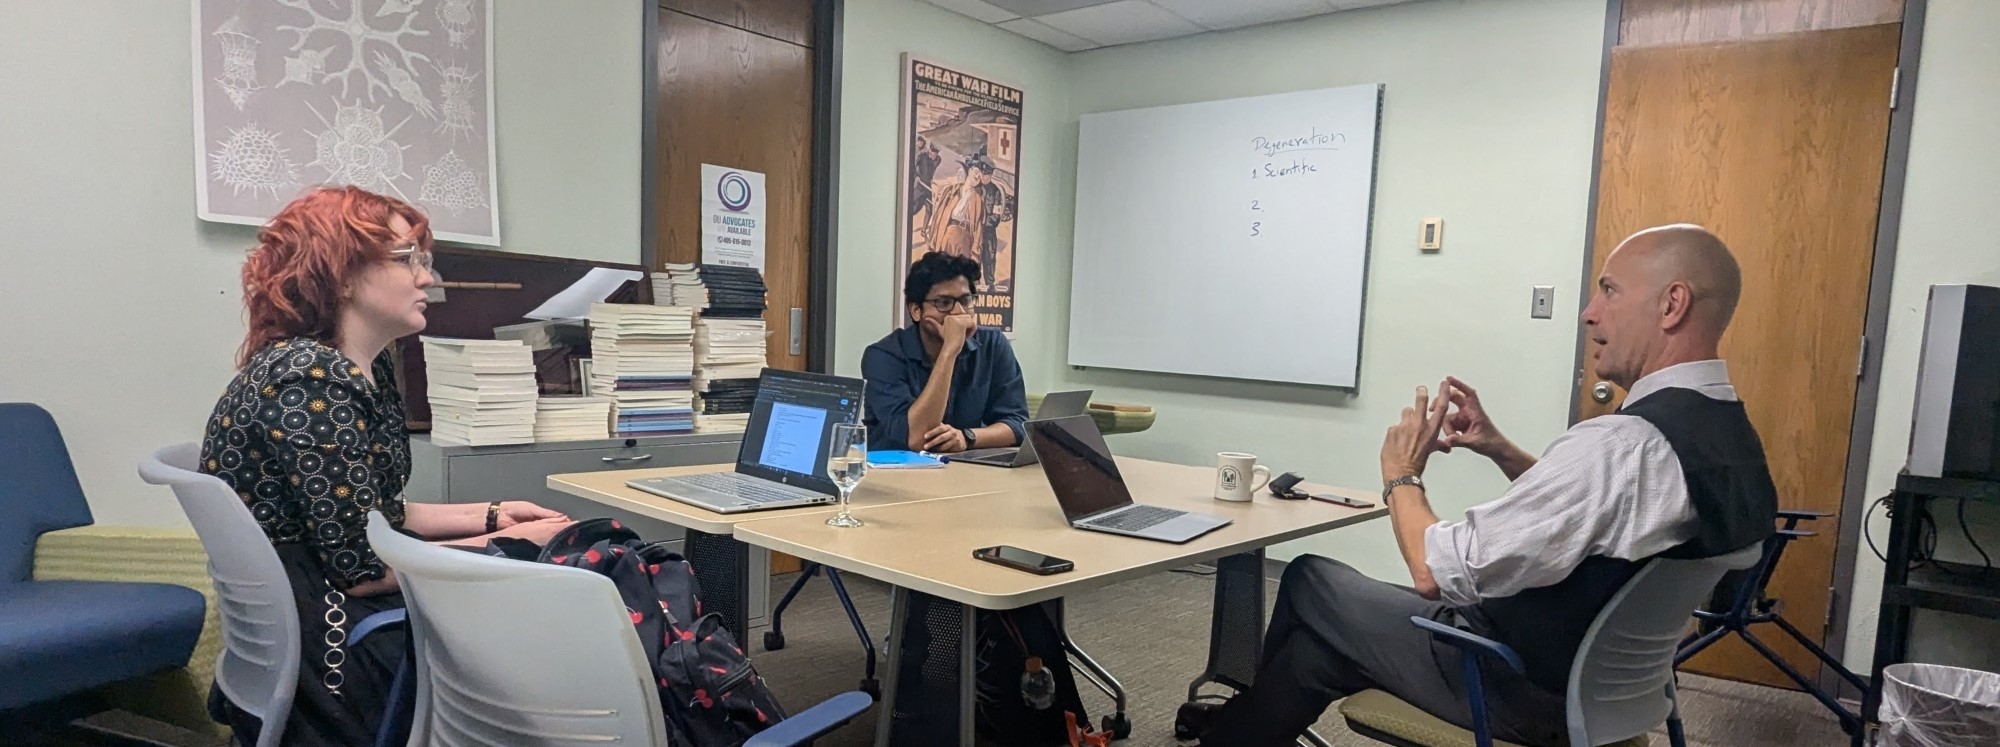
[1192,225,1778,746]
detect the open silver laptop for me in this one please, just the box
[626,369,862,513]
[1026,414,1231,544]
[953,390,1094,467]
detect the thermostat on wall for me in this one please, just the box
[1419,217,1444,251]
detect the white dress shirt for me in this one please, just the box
[1422,360,1738,607]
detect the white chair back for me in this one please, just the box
[1567,545,1762,745]
[365,511,670,746]
[138,443,300,747]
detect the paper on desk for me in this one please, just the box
[525,268,644,320]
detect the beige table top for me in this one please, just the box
[732,457,1388,609]
[546,460,1058,534]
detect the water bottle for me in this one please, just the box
[1020,655,1056,710]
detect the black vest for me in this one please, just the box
[1469,387,1777,692]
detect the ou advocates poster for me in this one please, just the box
[896,55,1023,334]
[702,164,765,270]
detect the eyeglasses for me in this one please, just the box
[388,245,434,276]
[923,294,976,313]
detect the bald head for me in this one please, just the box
[1612,223,1743,335]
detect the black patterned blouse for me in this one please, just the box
[199,338,411,590]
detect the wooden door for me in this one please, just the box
[656,2,814,371]
[656,1,816,575]
[1578,24,1899,686]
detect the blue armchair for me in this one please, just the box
[0,403,207,713]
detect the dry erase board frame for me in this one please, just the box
[1066,83,1383,389]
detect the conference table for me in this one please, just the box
[549,457,1385,746]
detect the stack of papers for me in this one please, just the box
[692,318,768,433]
[588,303,697,436]
[422,337,537,446]
[534,396,611,442]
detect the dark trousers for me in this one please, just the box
[1201,556,1565,747]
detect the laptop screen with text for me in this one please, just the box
[1026,415,1135,521]
[736,369,864,493]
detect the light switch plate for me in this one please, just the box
[1531,286,1555,319]
[1419,217,1444,251]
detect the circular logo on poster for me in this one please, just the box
[717,172,754,212]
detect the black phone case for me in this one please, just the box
[975,547,1072,575]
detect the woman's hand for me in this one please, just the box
[495,501,569,529]
[491,517,574,546]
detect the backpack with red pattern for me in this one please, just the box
[528,518,789,745]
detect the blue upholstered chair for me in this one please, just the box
[0,403,207,712]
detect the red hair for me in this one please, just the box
[237,186,435,367]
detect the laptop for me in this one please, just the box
[1025,414,1231,543]
[953,390,1095,467]
[626,369,863,513]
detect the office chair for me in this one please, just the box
[0,407,204,715]
[1339,545,1761,747]
[1675,509,1866,736]
[365,512,872,746]
[142,443,412,747]
[765,562,880,696]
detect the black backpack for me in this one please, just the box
[490,519,788,746]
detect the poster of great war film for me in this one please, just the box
[896,55,1022,334]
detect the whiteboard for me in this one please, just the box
[1067,84,1382,388]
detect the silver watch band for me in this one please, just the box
[1382,475,1424,501]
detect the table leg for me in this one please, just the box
[1187,549,1268,700]
[685,529,751,645]
[1863,491,1924,736]
[874,587,976,747]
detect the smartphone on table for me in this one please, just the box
[973,545,1074,575]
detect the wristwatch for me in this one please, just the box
[1382,475,1424,503]
[961,427,978,448]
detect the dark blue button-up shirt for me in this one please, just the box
[860,325,1028,452]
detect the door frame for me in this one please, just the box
[639,0,845,375]
[1566,0,1930,697]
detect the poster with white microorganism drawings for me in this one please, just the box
[192,0,499,245]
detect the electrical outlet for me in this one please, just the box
[1531,286,1555,319]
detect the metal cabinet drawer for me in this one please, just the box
[425,436,768,625]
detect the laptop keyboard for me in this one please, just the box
[676,473,815,504]
[1083,505,1183,532]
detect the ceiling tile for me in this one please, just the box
[1034,0,1206,47]
[986,0,1124,15]
[1147,0,1333,31]
[922,0,1021,24]
[996,18,1101,52]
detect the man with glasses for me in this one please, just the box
[861,252,1028,453]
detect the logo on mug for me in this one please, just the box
[1220,466,1241,490]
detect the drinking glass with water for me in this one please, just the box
[825,423,867,527]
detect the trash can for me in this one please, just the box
[1878,663,2000,746]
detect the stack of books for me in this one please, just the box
[693,318,768,433]
[421,337,537,446]
[692,265,768,319]
[533,396,612,442]
[651,263,707,308]
[587,303,697,437]
[649,264,767,319]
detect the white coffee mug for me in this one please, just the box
[1215,452,1272,502]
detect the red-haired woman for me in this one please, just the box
[198,186,570,745]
